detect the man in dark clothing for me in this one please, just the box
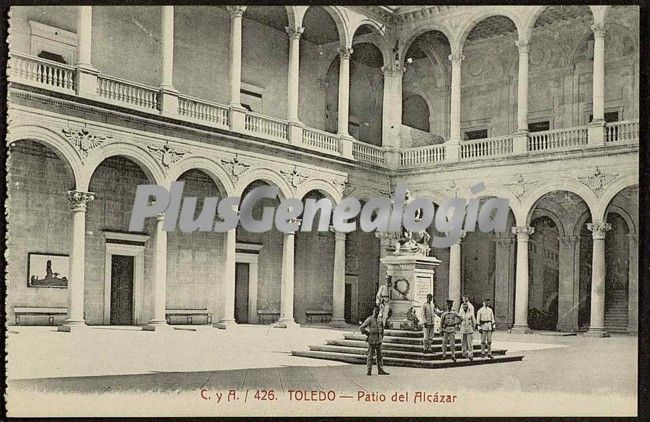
[360,306,390,376]
[440,299,462,362]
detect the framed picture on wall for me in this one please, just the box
[27,253,69,288]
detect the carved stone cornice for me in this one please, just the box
[221,154,251,182]
[147,143,186,169]
[67,190,95,212]
[512,226,534,241]
[587,222,612,240]
[285,26,304,41]
[62,127,110,158]
[338,46,353,60]
[226,6,246,18]
[280,166,308,188]
[576,167,619,196]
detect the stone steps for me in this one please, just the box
[293,330,524,369]
[292,350,523,369]
[309,345,507,360]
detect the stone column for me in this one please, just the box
[446,53,464,162]
[587,23,607,145]
[515,40,529,133]
[276,229,298,328]
[143,214,169,330]
[331,229,347,327]
[215,228,237,328]
[75,6,98,97]
[227,6,247,131]
[381,60,405,148]
[511,226,534,333]
[494,232,515,327]
[59,191,95,332]
[627,232,638,333]
[286,25,305,144]
[448,231,465,306]
[337,46,353,137]
[585,222,611,337]
[159,6,178,116]
[557,235,579,332]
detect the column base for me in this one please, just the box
[213,319,238,330]
[329,318,348,328]
[509,325,532,334]
[274,318,299,329]
[584,328,610,338]
[142,320,172,331]
[57,320,89,333]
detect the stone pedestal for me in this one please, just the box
[380,252,440,330]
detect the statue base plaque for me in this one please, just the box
[380,251,440,330]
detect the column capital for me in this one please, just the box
[587,222,612,240]
[515,39,530,54]
[448,53,465,65]
[591,23,607,38]
[558,235,579,247]
[512,226,534,240]
[156,212,166,222]
[226,6,246,18]
[338,46,353,60]
[381,60,405,77]
[285,25,304,40]
[67,190,95,211]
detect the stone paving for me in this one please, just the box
[5,325,637,417]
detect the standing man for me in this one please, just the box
[440,299,462,361]
[459,294,475,316]
[376,275,392,328]
[476,297,496,359]
[422,294,442,352]
[360,306,390,376]
[458,302,477,360]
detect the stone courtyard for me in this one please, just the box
[6,325,637,417]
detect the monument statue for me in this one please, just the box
[394,189,431,256]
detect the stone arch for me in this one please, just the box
[400,26,453,67]
[527,6,596,40]
[530,207,567,237]
[296,178,342,205]
[303,5,350,47]
[459,10,522,53]
[285,6,301,28]
[523,182,598,226]
[234,167,294,199]
[351,27,391,69]
[83,142,166,191]
[166,156,236,197]
[608,204,636,235]
[7,124,85,189]
[593,177,638,222]
[349,18,385,39]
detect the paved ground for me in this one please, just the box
[6,325,637,417]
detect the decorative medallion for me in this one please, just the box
[221,154,251,182]
[503,173,539,200]
[280,166,308,188]
[576,167,619,196]
[62,128,111,158]
[147,143,187,169]
[392,277,410,299]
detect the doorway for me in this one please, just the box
[110,255,135,325]
[235,262,250,324]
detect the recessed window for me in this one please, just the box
[528,121,550,132]
[464,129,488,141]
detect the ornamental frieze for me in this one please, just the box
[280,166,308,188]
[62,127,111,158]
[147,143,187,169]
[576,167,619,196]
[221,154,251,182]
[503,173,539,200]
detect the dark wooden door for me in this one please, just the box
[235,262,249,324]
[110,255,134,325]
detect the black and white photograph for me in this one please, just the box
[3,3,642,418]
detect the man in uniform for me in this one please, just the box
[440,299,462,361]
[422,294,442,352]
[360,306,390,376]
[458,302,477,360]
[458,294,475,316]
[376,275,391,328]
[476,297,496,359]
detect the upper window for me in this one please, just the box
[464,129,488,141]
[528,121,550,132]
